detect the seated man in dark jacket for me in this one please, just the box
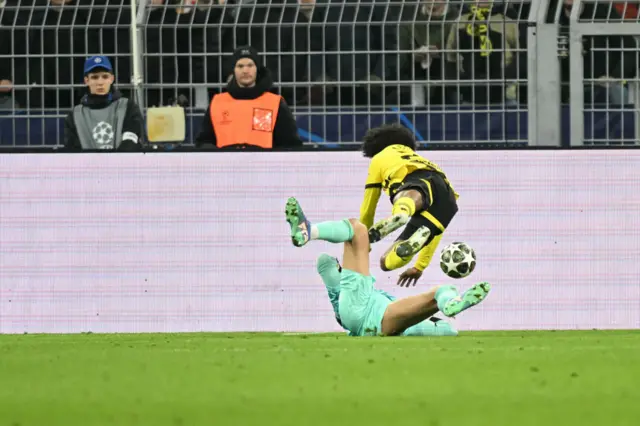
[196,46,302,150]
[64,55,144,151]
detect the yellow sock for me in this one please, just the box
[392,197,416,216]
[383,244,413,270]
[414,234,442,271]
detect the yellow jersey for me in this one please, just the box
[359,145,457,228]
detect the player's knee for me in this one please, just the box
[348,219,368,241]
[396,189,425,210]
[348,219,371,254]
[380,255,389,271]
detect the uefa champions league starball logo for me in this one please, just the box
[92,121,115,149]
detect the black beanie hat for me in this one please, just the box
[232,45,260,67]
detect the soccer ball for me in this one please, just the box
[440,242,476,279]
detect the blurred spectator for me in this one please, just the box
[614,2,639,20]
[0,0,89,110]
[445,1,521,105]
[298,0,400,106]
[87,0,133,99]
[0,78,12,107]
[41,0,90,109]
[397,0,460,106]
[559,0,637,105]
[0,0,14,109]
[198,0,237,99]
[64,55,144,150]
[296,0,335,105]
[0,0,635,117]
[195,46,302,149]
[145,0,212,108]
[0,1,30,108]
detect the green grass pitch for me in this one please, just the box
[0,330,638,426]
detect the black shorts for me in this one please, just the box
[392,170,458,244]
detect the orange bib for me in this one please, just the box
[210,92,281,148]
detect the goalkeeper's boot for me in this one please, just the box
[285,197,311,247]
[394,226,431,258]
[368,213,410,244]
[441,282,491,318]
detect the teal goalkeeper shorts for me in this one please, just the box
[337,269,391,336]
[337,269,459,337]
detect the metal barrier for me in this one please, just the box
[567,0,640,146]
[0,0,638,147]
[137,0,534,147]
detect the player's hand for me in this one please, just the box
[397,267,422,287]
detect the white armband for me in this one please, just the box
[122,132,139,143]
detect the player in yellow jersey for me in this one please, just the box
[359,124,459,286]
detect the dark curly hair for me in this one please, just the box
[361,123,417,158]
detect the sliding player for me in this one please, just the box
[316,253,458,336]
[359,124,459,286]
[285,197,490,337]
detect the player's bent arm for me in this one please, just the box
[360,155,384,228]
[359,186,382,229]
[63,112,82,151]
[194,104,217,148]
[118,100,144,151]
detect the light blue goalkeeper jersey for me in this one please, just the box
[317,254,457,337]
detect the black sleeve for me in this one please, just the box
[272,98,302,149]
[195,104,217,148]
[63,112,82,151]
[119,99,145,152]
